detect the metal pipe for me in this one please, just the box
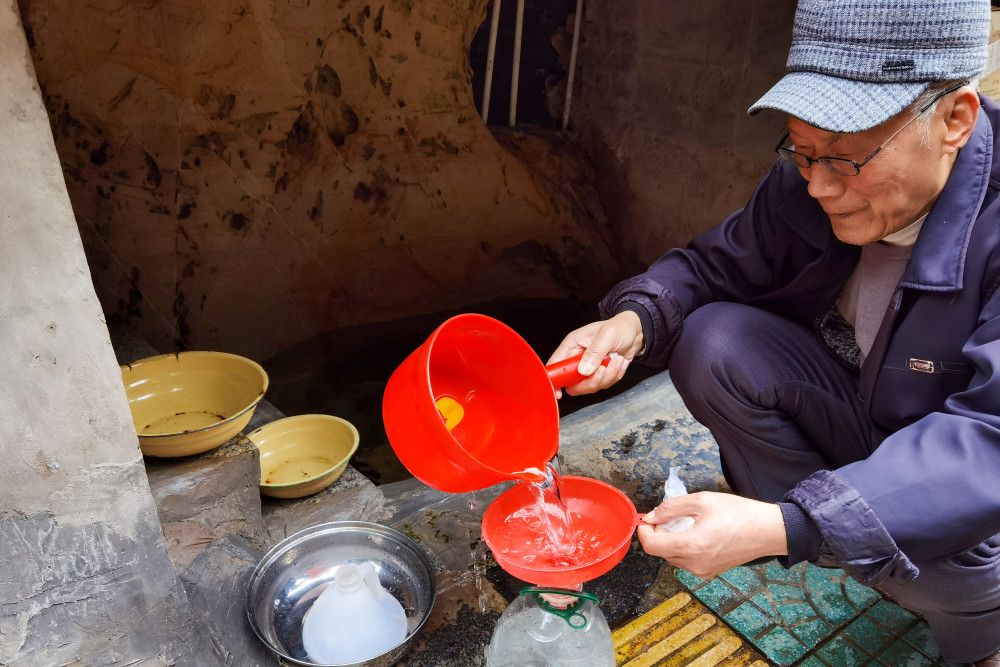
[561,0,584,131]
[481,0,503,124]
[508,0,525,127]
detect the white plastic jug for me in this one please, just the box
[301,562,408,664]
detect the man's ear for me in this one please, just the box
[942,87,980,153]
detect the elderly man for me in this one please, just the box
[549,0,1000,663]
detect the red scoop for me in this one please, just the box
[382,314,610,493]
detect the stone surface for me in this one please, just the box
[260,465,385,547]
[144,433,267,570]
[180,535,277,666]
[19,0,617,362]
[0,1,220,662]
[558,369,727,512]
[380,477,508,573]
[400,570,506,667]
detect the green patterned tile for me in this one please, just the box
[843,615,893,654]
[720,565,763,595]
[816,634,871,665]
[724,601,775,639]
[694,576,742,613]
[865,600,916,634]
[770,582,808,604]
[675,567,705,589]
[678,561,905,667]
[758,626,809,666]
[877,638,936,667]
[766,560,804,585]
[804,566,865,625]
[774,601,817,625]
[902,622,940,656]
[751,590,777,617]
[844,575,882,608]
[789,617,832,649]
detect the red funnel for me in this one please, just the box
[480,476,639,587]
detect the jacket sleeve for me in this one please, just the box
[599,161,829,367]
[787,271,1000,585]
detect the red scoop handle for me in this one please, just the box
[545,353,613,389]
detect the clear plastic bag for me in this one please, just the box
[654,466,696,533]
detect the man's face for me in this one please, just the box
[786,111,954,246]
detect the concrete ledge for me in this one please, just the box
[180,535,278,666]
[144,434,267,570]
[260,466,385,547]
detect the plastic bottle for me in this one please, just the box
[301,562,408,664]
[484,587,614,666]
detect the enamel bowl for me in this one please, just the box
[248,414,360,499]
[121,351,268,457]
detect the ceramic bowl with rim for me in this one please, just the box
[248,414,360,499]
[120,351,268,457]
[246,521,437,667]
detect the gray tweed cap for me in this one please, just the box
[749,0,991,132]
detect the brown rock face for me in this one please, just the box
[20,0,616,361]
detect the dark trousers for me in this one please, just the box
[667,302,1000,663]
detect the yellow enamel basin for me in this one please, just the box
[121,351,269,457]
[248,414,359,499]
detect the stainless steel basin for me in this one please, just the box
[246,521,437,666]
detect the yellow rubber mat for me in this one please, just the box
[613,592,768,667]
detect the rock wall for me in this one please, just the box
[572,0,797,275]
[0,3,221,663]
[18,0,616,361]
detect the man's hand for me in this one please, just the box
[637,492,788,579]
[546,311,645,397]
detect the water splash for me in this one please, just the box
[502,457,582,567]
[512,466,548,484]
[468,489,488,612]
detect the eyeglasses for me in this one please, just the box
[775,81,968,176]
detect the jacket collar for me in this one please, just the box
[901,101,993,291]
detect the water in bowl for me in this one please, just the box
[497,458,606,570]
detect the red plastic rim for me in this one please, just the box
[481,476,639,588]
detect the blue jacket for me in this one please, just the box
[601,95,1000,586]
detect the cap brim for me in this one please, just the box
[748,72,929,133]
